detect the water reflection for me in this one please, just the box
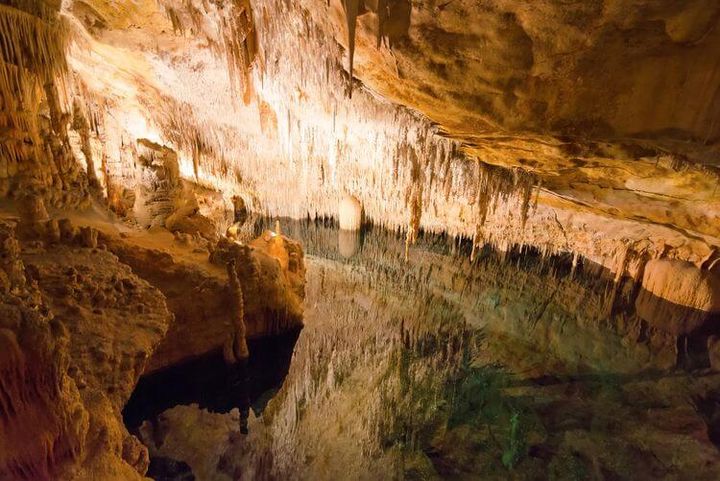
[135,218,720,481]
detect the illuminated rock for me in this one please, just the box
[635,259,720,335]
[102,228,305,372]
[0,221,171,481]
[339,194,363,231]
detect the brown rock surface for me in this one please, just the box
[0,219,173,481]
[0,0,710,278]
[99,227,305,373]
[0,222,89,481]
[635,259,720,335]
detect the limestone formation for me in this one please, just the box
[101,227,304,373]
[224,258,249,363]
[0,219,172,481]
[13,0,709,279]
[338,194,363,231]
[635,259,720,335]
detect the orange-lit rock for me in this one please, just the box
[635,259,720,335]
[100,227,305,373]
[0,219,172,481]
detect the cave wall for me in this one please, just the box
[0,217,174,481]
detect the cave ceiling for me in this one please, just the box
[9,0,720,270]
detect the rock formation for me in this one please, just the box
[0,0,715,279]
[0,216,172,481]
[0,199,306,479]
[338,194,362,231]
[636,259,720,335]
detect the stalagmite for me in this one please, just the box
[339,194,362,230]
[225,258,249,363]
[0,0,718,478]
[72,99,100,190]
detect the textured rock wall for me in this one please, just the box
[100,227,305,373]
[0,1,92,209]
[0,223,88,481]
[0,0,718,283]
[0,216,174,481]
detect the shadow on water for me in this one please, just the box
[123,328,301,431]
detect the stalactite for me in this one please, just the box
[376,0,388,48]
[0,4,67,77]
[165,6,184,35]
[341,0,362,96]
[0,2,73,202]
[0,6,55,164]
[221,0,258,100]
[71,98,99,190]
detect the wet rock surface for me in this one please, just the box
[0,0,719,479]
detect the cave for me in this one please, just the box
[1,0,720,480]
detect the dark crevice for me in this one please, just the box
[122,328,301,431]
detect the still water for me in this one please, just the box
[128,219,720,481]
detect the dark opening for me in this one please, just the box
[122,328,301,431]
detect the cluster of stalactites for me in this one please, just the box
[339,0,411,96]
[163,0,258,102]
[468,162,536,261]
[390,125,537,262]
[148,93,231,182]
[0,1,68,164]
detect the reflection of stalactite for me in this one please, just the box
[0,3,68,164]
